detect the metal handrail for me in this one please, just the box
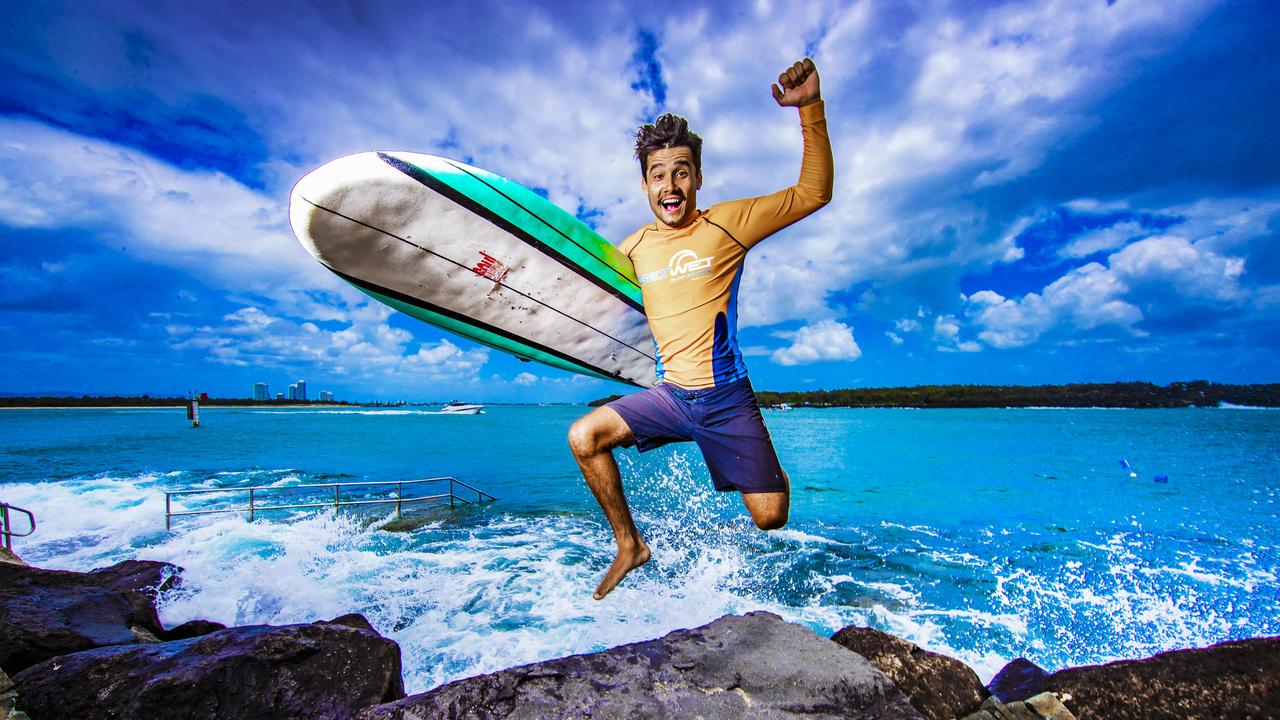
[164,476,496,529]
[1,502,36,552]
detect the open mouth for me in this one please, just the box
[660,197,683,213]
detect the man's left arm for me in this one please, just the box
[718,58,834,249]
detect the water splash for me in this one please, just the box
[5,441,1278,692]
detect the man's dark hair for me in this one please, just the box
[635,113,702,178]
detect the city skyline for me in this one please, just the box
[252,379,338,402]
[1,2,1277,402]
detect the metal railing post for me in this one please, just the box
[165,493,172,531]
[0,503,35,550]
[249,488,255,522]
[334,484,340,512]
[449,477,455,509]
[397,481,403,518]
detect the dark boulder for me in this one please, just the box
[158,619,228,642]
[12,615,405,720]
[831,625,988,719]
[88,559,182,600]
[1032,636,1280,719]
[358,611,926,720]
[326,613,377,633]
[987,657,1050,703]
[0,561,166,674]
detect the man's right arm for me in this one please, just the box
[714,98,834,250]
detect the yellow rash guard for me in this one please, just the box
[618,100,834,389]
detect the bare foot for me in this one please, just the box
[593,542,651,600]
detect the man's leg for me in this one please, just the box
[740,467,790,530]
[567,406,651,599]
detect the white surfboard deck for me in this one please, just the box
[289,152,657,387]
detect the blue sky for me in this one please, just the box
[2,0,1278,402]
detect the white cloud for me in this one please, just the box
[968,263,1142,348]
[170,304,488,385]
[895,318,922,333]
[912,1,1209,189]
[967,231,1251,349]
[0,118,329,296]
[933,314,961,341]
[1060,221,1147,258]
[513,372,538,386]
[932,313,981,352]
[1062,198,1131,213]
[771,320,862,365]
[1151,197,1280,257]
[1109,235,1245,301]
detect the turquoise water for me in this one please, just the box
[1,405,1277,692]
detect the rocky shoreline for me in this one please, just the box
[2,552,1276,719]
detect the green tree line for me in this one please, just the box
[591,381,1280,408]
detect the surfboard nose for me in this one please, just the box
[289,152,401,266]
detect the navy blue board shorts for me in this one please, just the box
[607,377,787,494]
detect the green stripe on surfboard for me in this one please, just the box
[351,281,633,386]
[398,154,643,308]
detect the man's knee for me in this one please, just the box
[567,418,599,458]
[753,510,788,531]
[568,409,628,459]
[743,492,789,531]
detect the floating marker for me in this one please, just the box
[186,393,201,428]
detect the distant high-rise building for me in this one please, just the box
[275,392,285,400]
[319,390,334,402]
[296,380,307,402]
[253,383,269,401]
[288,383,298,401]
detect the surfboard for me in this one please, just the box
[289,152,657,387]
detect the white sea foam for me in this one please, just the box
[857,581,920,604]
[5,459,875,693]
[923,550,985,567]
[912,608,1029,637]
[771,528,847,545]
[1,474,174,569]
[986,530,1279,674]
[8,454,1277,694]
[879,521,942,537]
[1016,406,1137,410]
[240,409,466,416]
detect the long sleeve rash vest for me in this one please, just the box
[618,100,834,389]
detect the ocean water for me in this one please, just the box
[1,405,1277,693]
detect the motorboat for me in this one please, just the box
[440,401,484,415]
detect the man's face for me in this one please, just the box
[642,146,701,229]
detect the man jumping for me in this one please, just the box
[568,58,834,600]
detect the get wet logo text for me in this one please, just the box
[638,249,715,285]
